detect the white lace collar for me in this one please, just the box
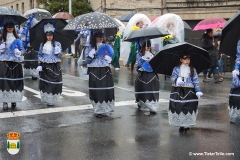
[6,32,16,48]
[42,41,53,54]
[179,64,190,80]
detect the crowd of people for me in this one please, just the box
[0,8,239,134]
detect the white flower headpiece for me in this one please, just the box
[43,23,55,33]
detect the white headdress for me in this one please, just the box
[43,23,55,33]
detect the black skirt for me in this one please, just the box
[24,47,38,69]
[229,88,240,123]
[168,87,198,127]
[88,67,114,114]
[39,62,62,105]
[0,61,24,102]
[134,71,159,112]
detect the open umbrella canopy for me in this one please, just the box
[64,11,120,30]
[220,11,240,59]
[151,16,192,30]
[0,6,27,25]
[24,8,52,19]
[30,18,75,51]
[193,18,226,31]
[119,13,135,22]
[149,42,211,75]
[53,12,74,20]
[123,27,168,42]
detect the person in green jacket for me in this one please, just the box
[112,29,122,70]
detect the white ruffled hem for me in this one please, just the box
[0,90,23,102]
[168,110,198,127]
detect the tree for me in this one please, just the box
[36,0,93,17]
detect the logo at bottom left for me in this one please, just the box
[7,132,20,155]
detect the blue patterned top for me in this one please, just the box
[85,44,114,67]
[38,41,62,63]
[234,40,240,69]
[171,66,201,92]
[136,52,153,72]
[231,40,240,88]
[0,39,24,62]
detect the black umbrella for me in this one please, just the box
[220,11,240,59]
[119,13,135,22]
[30,18,75,51]
[64,11,120,30]
[0,6,27,25]
[123,27,169,42]
[183,21,192,30]
[149,42,211,75]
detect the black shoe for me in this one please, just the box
[150,111,157,114]
[184,127,190,133]
[179,127,184,132]
[95,114,103,118]
[11,103,16,108]
[32,76,38,80]
[3,103,8,110]
[47,103,54,106]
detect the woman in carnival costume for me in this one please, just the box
[135,38,159,115]
[85,31,114,118]
[36,23,62,106]
[125,21,147,72]
[169,51,203,132]
[120,13,151,72]
[229,40,240,124]
[151,13,184,54]
[20,15,39,80]
[0,17,25,110]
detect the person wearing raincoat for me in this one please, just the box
[111,28,122,71]
[0,17,25,110]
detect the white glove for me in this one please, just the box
[0,42,5,52]
[196,92,203,98]
[88,48,96,58]
[36,66,42,71]
[54,46,61,54]
[232,69,239,77]
[176,77,184,86]
[142,51,154,61]
[104,55,112,63]
[14,48,21,57]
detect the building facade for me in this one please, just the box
[0,0,39,14]
[88,0,240,20]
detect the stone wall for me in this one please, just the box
[88,0,240,20]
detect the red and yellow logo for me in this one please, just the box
[7,132,20,155]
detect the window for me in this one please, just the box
[16,4,19,11]
[22,3,24,14]
[30,0,33,9]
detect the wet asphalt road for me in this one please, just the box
[0,57,239,160]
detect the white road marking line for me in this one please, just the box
[0,99,169,119]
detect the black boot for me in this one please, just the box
[3,102,8,110]
[11,103,16,108]
[95,114,103,118]
[179,127,184,132]
[184,127,190,133]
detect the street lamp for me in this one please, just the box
[69,0,72,14]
